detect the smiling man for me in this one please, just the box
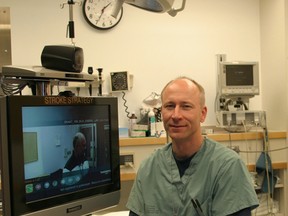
[126,77,259,216]
[161,77,207,160]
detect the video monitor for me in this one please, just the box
[0,96,120,216]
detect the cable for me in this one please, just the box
[57,82,60,94]
[76,87,80,96]
[214,92,220,113]
[239,124,288,154]
[228,130,232,148]
[223,98,232,111]
[242,120,250,166]
[240,146,288,154]
[253,123,260,173]
[214,92,221,126]
[263,129,273,213]
[121,91,130,118]
[1,80,28,95]
[50,84,54,95]
[223,120,283,215]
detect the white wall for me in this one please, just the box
[287,0,288,136]
[260,0,287,130]
[1,0,285,130]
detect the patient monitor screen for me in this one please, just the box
[226,65,254,86]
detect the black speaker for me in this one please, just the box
[41,45,84,72]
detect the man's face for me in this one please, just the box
[75,139,86,157]
[161,79,207,142]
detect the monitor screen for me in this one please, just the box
[0,96,120,216]
[218,61,259,96]
[226,65,253,86]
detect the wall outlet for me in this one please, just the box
[120,153,134,167]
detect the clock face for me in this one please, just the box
[83,0,123,30]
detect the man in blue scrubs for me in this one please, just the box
[126,77,259,215]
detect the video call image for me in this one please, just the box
[21,105,112,202]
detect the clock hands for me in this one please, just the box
[96,2,112,24]
[102,2,112,11]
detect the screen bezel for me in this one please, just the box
[1,95,120,216]
[219,61,260,96]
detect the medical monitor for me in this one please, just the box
[0,95,120,216]
[218,61,259,96]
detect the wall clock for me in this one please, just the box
[83,0,123,30]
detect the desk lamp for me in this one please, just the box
[112,0,186,18]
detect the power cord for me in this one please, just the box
[121,91,131,118]
[1,79,28,95]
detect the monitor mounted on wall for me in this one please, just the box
[218,61,260,97]
[0,95,120,216]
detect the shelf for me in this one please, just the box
[122,162,287,182]
[120,131,286,147]
[255,184,284,190]
[119,137,168,147]
[120,172,136,181]
[247,162,288,172]
[207,131,286,142]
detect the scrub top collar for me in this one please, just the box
[166,137,207,184]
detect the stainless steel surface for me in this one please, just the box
[0,7,12,69]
